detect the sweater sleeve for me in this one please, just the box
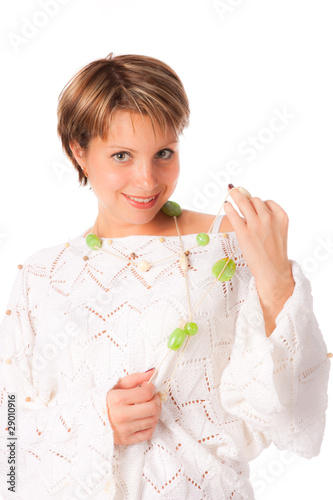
[220,259,331,459]
[0,262,118,499]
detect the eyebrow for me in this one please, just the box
[106,140,179,152]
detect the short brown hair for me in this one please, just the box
[57,52,190,187]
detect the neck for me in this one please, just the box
[90,210,177,239]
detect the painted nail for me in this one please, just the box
[145,367,155,373]
[228,184,234,190]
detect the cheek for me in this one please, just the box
[168,163,180,184]
[92,168,129,191]
[160,162,180,183]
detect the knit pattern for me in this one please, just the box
[0,227,330,499]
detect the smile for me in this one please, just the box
[126,195,157,202]
[122,192,160,209]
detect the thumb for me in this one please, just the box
[115,368,155,390]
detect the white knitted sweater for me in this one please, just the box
[0,222,330,499]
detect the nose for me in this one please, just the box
[134,160,159,193]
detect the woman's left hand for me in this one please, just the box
[224,186,295,299]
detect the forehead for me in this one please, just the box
[106,110,177,142]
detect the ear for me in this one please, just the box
[69,140,86,169]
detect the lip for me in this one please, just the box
[122,192,160,209]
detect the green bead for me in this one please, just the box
[167,328,186,350]
[212,258,236,282]
[196,233,210,246]
[161,200,182,217]
[86,233,102,250]
[184,322,198,336]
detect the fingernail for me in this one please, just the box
[228,184,234,190]
[145,367,155,373]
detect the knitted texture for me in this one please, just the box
[0,227,330,499]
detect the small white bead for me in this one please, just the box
[137,260,150,272]
[158,391,168,403]
[238,186,252,199]
[180,253,188,272]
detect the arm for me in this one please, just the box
[220,259,331,458]
[255,270,295,337]
[0,262,118,499]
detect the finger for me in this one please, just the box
[263,199,287,217]
[223,199,245,232]
[115,369,156,390]
[264,200,290,246]
[248,197,273,217]
[128,427,154,444]
[114,382,157,406]
[129,393,161,421]
[226,186,258,226]
[224,191,248,234]
[117,395,161,423]
[128,415,157,435]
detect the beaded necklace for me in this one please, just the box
[85,186,252,403]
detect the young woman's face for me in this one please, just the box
[72,109,180,236]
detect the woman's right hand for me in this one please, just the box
[106,369,162,445]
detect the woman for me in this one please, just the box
[0,52,330,499]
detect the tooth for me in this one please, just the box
[128,195,155,202]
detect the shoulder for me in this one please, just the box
[21,241,70,269]
[180,209,234,234]
[7,241,69,301]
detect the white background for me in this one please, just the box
[1,1,332,498]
